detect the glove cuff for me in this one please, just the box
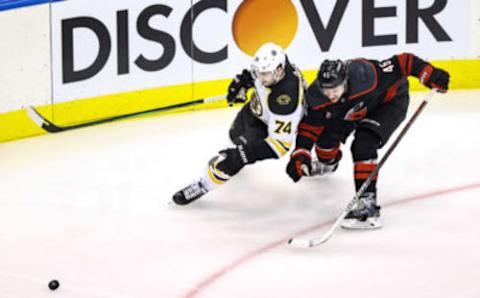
[291,149,312,160]
[419,64,434,86]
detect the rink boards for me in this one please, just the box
[0,0,479,143]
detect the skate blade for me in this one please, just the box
[341,217,382,230]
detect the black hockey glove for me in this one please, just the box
[419,65,450,93]
[227,69,254,105]
[286,149,312,182]
[216,145,253,176]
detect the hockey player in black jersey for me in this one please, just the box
[173,42,306,205]
[286,53,449,229]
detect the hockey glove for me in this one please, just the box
[419,65,450,93]
[216,145,252,176]
[227,69,254,105]
[286,149,312,182]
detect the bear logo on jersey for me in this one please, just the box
[276,94,292,105]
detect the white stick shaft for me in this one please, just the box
[204,94,227,103]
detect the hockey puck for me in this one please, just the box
[48,280,60,291]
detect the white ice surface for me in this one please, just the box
[0,90,479,298]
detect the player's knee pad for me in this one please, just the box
[351,129,381,162]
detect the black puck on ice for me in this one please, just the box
[48,279,60,291]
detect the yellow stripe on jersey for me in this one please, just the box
[266,137,291,157]
[277,140,292,152]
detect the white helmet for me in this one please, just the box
[250,42,286,83]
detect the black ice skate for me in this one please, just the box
[172,181,208,205]
[341,192,382,230]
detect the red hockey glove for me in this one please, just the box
[286,149,312,182]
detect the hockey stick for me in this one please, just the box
[27,94,227,133]
[289,89,438,248]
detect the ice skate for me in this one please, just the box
[172,181,208,205]
[341,192,382,230]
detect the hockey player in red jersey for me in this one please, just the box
[173,43,306,205]
[286,53,449,229]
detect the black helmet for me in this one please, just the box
[316,59,347,89]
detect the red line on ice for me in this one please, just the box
[183,182,480,298]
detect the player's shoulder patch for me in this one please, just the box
[268,92,298,115]
[347,59,378,100]
[267,72,301,115]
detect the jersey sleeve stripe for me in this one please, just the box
[407,54,413,75]
[266,137,288,157]
[299,123,324,135]
[276,140,292,152]
[299,130,318,142]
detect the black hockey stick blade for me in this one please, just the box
[27,94,227,133]
[26,106,64,132]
